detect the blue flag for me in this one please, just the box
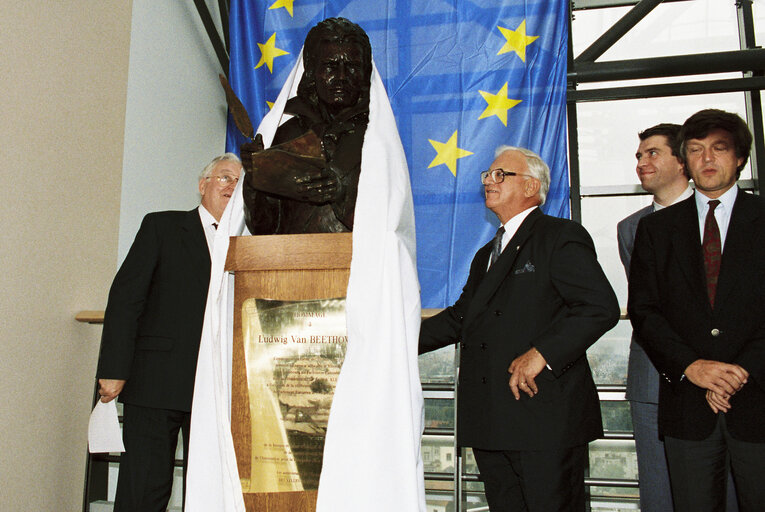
[226,0,569,308]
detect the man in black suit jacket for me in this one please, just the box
[96,153,242,512]
[420,146,619,511]
[629,109,765,512]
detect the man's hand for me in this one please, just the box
[684,359,748,396]
[705,390,731,414]
[508,348,547,400]
[98,379,126,403]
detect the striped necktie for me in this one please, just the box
[488,226,505,269]
[702,200,721,307]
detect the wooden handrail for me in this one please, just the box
[75,311,105,324]
[76,307,627,325]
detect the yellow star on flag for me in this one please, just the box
[266,101,275,110]
[268,0,294,17]
[428,130,473,177]
[478,83,522,126]
[255,33,289,73]
[497,20,539,63]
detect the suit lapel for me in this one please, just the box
[670,197,708,307]
[466,209,542,321]
[715,190,759,307]
[182,209,212,287]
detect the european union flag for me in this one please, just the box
[226,0,569,308]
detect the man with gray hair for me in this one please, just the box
[420,146,618,511]
[96,153,241,511]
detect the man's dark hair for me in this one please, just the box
[297,17,373,111]
[679,109,752,176]
[639,123,682,157]
[638,123,688,178]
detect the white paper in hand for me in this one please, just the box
[88,399,125,453]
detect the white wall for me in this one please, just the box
[0,1,229,509]
[119,0,228,260]
[0,2,131,510]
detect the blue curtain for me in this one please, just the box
[226,0,570,308]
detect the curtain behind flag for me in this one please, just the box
[226,0,569,309]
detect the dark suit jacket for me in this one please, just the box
[617,204,661,403]
[96,209,211,412]
[420,208,620,450]
[628,190,765,442]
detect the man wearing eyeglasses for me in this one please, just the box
[420,146,619,511]
[96,153,242,511]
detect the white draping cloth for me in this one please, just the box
[186,51,425,512]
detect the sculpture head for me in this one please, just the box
[298,18,373,115]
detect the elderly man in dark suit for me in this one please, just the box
[420,146,619,511]
[96,153,242,512]
[617,123,692,511]
[629,109,765,512]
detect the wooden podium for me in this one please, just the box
[225,232,353,512]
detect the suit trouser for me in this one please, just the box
[473,444,587,512]
[665,413,765,512]
[114,403,191,512]
[632,401,740,512]
[631,401,674,512]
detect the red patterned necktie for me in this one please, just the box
[702,200,721,307]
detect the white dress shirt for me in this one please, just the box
[694,185,738,254]
[499,205,538,252]
[653,185,693,212]
[487,206,537,272]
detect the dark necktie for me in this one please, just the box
[213,222,218,230]
[702,200,721,307]
[488,226,505,269]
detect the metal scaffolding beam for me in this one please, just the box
[568,76,765,103]
[570,48,765,84]
[193,0,229,76]
[575,0,663,63]
[737,0,764,195]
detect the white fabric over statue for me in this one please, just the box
[186,51,426,512]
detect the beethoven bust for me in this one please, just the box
[241,17,372,234]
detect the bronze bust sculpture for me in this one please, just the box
[241,17,372,234]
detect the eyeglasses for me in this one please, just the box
[207,175,239,185]
[480,168,531,184]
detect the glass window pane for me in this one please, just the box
[419,345,455,384]
[462,447,479,476]
[463,489,488,511]
[423,491,491,512]
[422,435,455,474]
[108,461,119,502]
[576,92,752,189]
[573,1,742,60]
[588,320,630,387]
[581,195,652,307]
[425,491,453,511]
[600,400,633,434]
[588,439,639,499]
[590,496,641,512]
[425,398,454,430]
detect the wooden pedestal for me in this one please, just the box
[225,233,353,512]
